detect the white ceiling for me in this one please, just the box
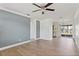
[0,3,79,20]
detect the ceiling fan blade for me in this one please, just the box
[44,3,53,8]
[33,9,41,12]
[33,3,41,8]
[46,8,55,11]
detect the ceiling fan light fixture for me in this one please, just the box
[32,3,55,15]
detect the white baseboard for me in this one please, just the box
[0,38,47,51]
[38,38,52,40]
[0,39,34,51]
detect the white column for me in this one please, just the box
[73,9,79,39]
[73,9,79,48]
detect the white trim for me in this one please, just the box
[0,7,30,18]
[0,40,33,51]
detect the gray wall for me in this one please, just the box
[0,10,30,48]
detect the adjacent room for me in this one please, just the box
[0,3,79,56]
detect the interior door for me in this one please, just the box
[36,20,40,38]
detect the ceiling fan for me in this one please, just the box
[32,3,55,14]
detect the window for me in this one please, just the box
[61,25,72,36]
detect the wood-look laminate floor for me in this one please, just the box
[0,37,79,56]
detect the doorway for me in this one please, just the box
[36,20,40,38]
